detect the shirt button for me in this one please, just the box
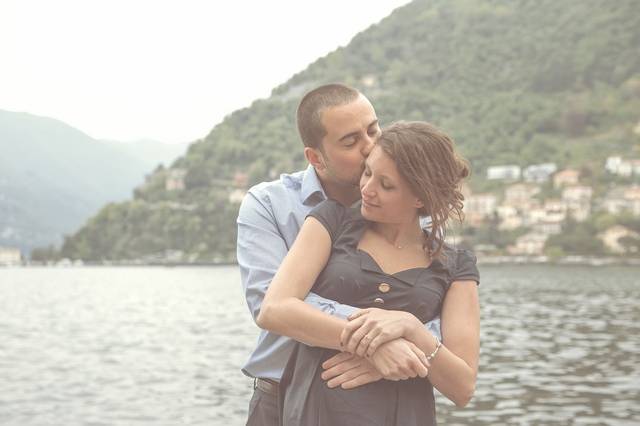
[378,283,390,293]
[374,297,385,305]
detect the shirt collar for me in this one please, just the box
[300,164,327,205]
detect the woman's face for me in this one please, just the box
[359,145,423,224]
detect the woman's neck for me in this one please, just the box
[370,217,424,249]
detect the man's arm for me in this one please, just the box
[238,191,437,384]
[237,192,356,324]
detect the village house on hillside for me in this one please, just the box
[508,232,548,255]
[228,172,249,204]
[487,165,521,181]
[523,163,557,183]
[601,185,640,216]
[233,172,249,189]
[606,156,640,177]
[554,169,580,188]
[623,186,640,216]
[0,246,21,266]
[562,185,593,221]
[166,168,187,191]
[598,225,640,254]
[463,156,640,256]
[525,199,566,235]
[229,189,246,204]
[504,183,541,207]
[464,193,497,227]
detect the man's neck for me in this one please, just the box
[321,180,361,206]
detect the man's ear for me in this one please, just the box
[304,147,326,171]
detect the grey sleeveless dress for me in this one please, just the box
[279,199,480,426]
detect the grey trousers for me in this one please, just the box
[246,385,279,426]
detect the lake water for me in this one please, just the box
[0,265,638,425]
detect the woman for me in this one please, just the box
[257,121,480,425]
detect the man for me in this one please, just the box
[237,84,440,425]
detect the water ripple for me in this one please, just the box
[1,265,638,425]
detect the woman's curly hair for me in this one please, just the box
[377,121,470,259]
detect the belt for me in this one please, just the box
[254,378,279,396]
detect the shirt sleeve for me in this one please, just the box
[452,249,480,285]
[237,191,357,323]
[306,199,348,244]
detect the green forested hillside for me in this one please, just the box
[57,0,640,262]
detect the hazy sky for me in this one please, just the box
[1,0,411,144]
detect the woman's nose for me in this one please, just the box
[361,178,374,196]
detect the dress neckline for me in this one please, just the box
[356,248,432,277]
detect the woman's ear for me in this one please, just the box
[304,147,326,171]
[414,198,424,209]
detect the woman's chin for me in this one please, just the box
[360,204,376,220]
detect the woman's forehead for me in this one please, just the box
[366,147,397,173]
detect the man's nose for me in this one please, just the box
[361,136,376,157]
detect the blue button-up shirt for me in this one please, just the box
[237,165,440,381]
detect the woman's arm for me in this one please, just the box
[406,280,480,407]
[257,216,430,379]
[340,280,479,406]
[256,216,345,350]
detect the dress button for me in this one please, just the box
[378,283,390,293]
[374,297,385,305]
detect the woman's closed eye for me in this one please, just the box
[381,181,394,190]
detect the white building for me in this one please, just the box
[606,156,623,174]
[533,220,563,236]
[166,169,187,191]
[623,186,640,216]
[508,232,549,255]
[544,199,568,223]
[504,183,541,206]
[497,205,523,230]
[562,186,593,221]
[464,193,497,225]
[487,165,521,181]
[523,163,557,183]
[0,247,21,266]
[228,189,247,204]
[465,193,497,215]
[601,186,640,216]
[605,156,640,177]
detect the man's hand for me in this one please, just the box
[321,338,429,389]
[321,352,382,389]
[341,308,423,357]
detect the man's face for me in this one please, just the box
[317,95,380,188]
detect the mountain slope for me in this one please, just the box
[0,110,186,253]
[59,0,640,262]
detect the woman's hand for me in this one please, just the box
[340,308,423,357]
[369,339,429,380]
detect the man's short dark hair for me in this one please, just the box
[296,83,361,149]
